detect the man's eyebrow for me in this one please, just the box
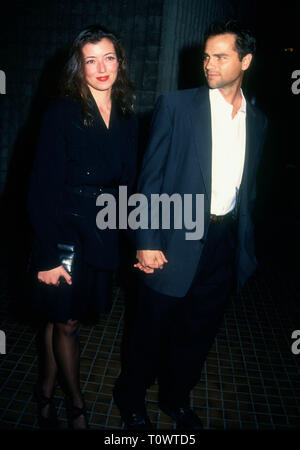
[203,52,229,57]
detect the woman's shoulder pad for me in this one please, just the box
[46,97,80,113]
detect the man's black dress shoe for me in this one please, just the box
[113,386,153,430]
[160,403,203,429]
[120,411,154,430]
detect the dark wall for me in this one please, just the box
[242,2,300,261]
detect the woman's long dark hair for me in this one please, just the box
[60,25,135,124]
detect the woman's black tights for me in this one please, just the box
[38,319,86,429]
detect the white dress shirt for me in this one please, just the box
[209,87,246,215]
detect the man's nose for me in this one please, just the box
[205,57,214,71]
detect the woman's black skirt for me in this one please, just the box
[30,264,114,323]
[28,208,117,323]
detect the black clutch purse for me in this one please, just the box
[57,243,75,275]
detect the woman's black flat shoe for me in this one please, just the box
[65,397,89,430]
[34,384,58,429]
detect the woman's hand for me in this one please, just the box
[37,265,72,286]
[134,250,168,274]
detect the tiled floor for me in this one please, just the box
[0,242,299,431]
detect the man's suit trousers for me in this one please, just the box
[117,214,237,410]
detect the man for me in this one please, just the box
[114,21,268,429]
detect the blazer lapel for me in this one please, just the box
[188,87,212,200]
[187,88,260,210]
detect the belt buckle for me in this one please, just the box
[210,214,223,224]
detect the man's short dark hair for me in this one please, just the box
[203,20,256,60]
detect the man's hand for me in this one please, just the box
[37,265,72,286]
[134,250,168,274]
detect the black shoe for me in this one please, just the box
[65,396,89,430]
[159,403,203,430]
[120,410,154,430]
[113,386,153,430]
[34,383,58,429]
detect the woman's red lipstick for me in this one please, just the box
[97,76,109,82]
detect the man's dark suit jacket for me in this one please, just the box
[136,86,268,297]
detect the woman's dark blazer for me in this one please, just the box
[27,96,138,272]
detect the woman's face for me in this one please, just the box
[82,38,119,94]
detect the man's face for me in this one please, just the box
[203,33,252,90]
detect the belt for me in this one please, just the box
[67,185,118,198]
[210,211,235,224]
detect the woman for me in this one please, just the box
[27,25,137,429]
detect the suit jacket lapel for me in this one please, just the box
[188,88,260,210]
[188,87,212,201]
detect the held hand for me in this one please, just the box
[37,265,72,286]
[134,250,168,274]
